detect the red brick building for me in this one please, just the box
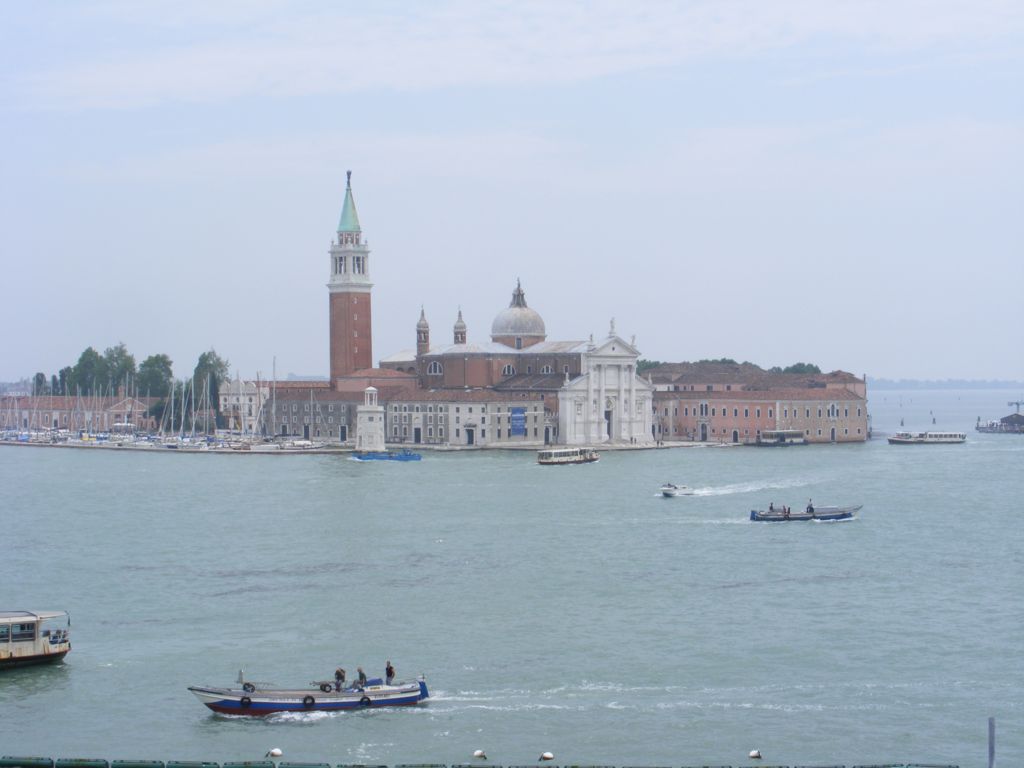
[649,363,868,444]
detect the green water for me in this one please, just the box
[1,390,1020,767]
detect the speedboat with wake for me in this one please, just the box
[660,483,694,497]
[188,671,429,715]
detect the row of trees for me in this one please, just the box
[30,344,230,423]
[637,359,822,375]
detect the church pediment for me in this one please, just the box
[590,335,639,358]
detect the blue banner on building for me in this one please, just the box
[510,407,527,436]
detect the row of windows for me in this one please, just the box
[280,416,339,424]
[278,403,344,413]
[0,623,35,642]
[668,404,863,420]
[389,404,540,414]
[427,363,571,376]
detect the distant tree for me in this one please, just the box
[193,349,230,421]
[137,354,174,399]
[50,374,59,394]
[58,367,73,396]
[57,368,72,397]
[103,342,137,394]
[71,347,108,395]
[636,359,662,374]
[782,363,821,375]
[697,358,738,365]
[32,372,50,396]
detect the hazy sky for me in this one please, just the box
[2,1,1022,382]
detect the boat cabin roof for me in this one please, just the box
[0,610,67,623]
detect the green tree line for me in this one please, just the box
[29,344,230,425]
[637,359,821,375]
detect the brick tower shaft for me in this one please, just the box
[327,171,374,383]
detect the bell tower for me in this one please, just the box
[328,171,373,381]
[416,307,430,357]
[453,309,467,345]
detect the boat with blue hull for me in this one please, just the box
[750,504,861,522]
[351,449,422,462]
[188,675,429,715]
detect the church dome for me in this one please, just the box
[491,280,546,342]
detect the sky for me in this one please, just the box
[2,0,1022,382]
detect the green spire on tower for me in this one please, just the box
[337,170,362,233]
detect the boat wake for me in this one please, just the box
[689,478,814,497]
[265,710,337,723]
[418,681,901,716]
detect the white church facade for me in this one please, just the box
[557,330,654,445]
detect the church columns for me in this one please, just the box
[628,365,636,442]
[586,361,594,441]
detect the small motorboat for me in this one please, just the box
[750,504,862,522]
[660,483,694,497]
[188,673,429,715]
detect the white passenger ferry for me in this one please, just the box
[887,431,966,445]
[537,446,600,465]
[755,429,807,446]
[0,611,71,668]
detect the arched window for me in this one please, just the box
[541,365,552,374]
[502,364,516,376]
[427,361,443,375]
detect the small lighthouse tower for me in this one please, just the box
[355,386,385,451]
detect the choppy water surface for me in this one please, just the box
[1,389,1021,766]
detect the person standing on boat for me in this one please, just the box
[769,502,774,513]
[806,499,814,514]
[357,667,367,688]
[385,660,395,685]
[335,667,346,692]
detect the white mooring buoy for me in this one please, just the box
[473,750,487,760]
[748,749,762,759]
[538,752,554,762]
[265,748,283,758]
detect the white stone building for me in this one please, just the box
[558,327,654,445]
[219,378,270,435]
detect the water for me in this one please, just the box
[1,389,1021,767]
